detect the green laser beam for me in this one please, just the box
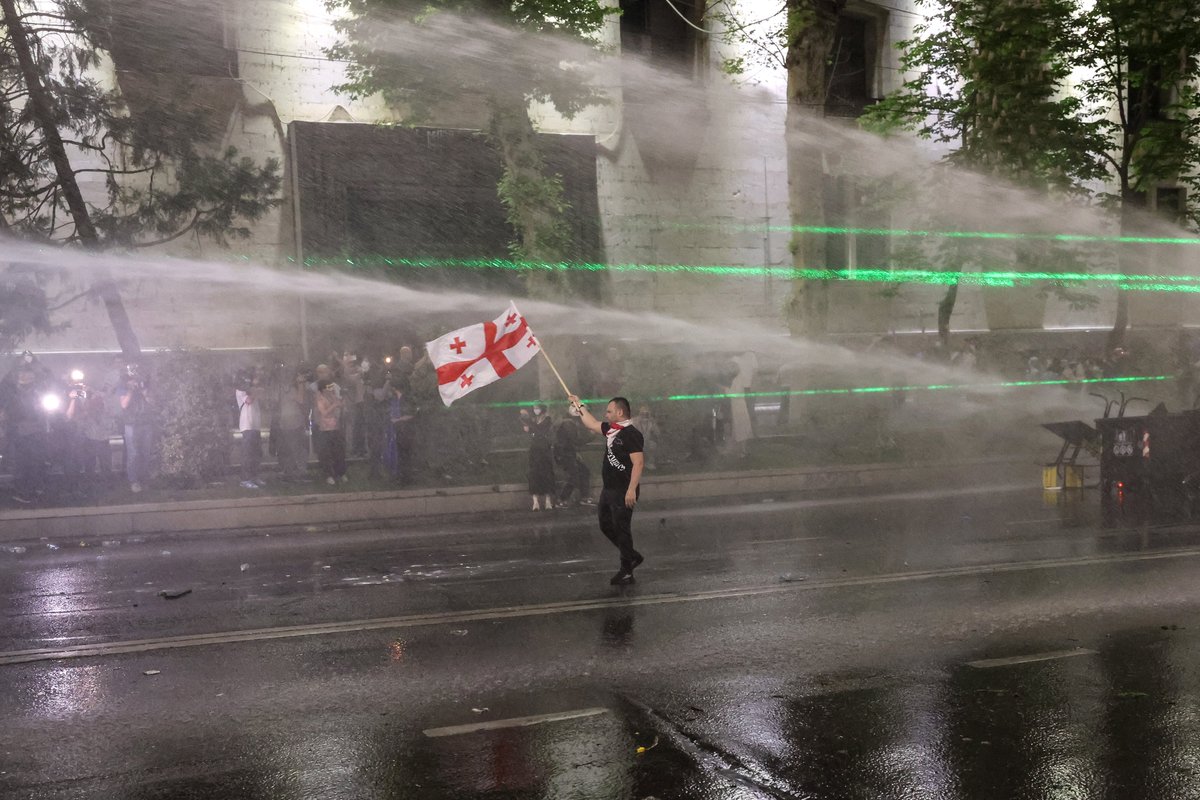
[482,375,1171,408]
[288,255,1200,294]
[707,224,1200,246]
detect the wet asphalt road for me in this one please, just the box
[4,482,1200,799]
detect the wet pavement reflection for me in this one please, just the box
[6,486,1200,797]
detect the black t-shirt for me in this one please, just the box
[600,421,644,492]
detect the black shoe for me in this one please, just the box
[609,569,635,585]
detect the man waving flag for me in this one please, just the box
[425,302,542,406]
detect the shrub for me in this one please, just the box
[150,349,233,485]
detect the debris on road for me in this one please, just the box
[635,735,659,755]
[158,588,192,599]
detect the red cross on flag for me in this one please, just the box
[424,302,542,406]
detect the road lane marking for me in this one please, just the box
[662,484,1030,520]
[423,708,608,738]
[4,545,1200,666]
[967,648,1096,669]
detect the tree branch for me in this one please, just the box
[72,166,155,176]
[130,211,203,248]
[46,287,95,313]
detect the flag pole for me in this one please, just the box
[538,346,573,399]
[515,301,573,400]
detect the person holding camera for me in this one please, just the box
[383,377,415,483]
[313,377,347,485]
[235,367,266,489]
[66,374,111,480]
[116,363,151,493]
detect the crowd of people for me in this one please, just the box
[0,345,429,505]
[0,353,150,504]
[233,346,424,489]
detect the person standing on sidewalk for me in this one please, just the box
[520,403,556,511]
[235,368,266,489]
[116,363,151,494]
[313,378,347,485]
[567,394,645,585]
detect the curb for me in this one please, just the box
[0,458,1035,541]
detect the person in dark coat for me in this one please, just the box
[520,402,556,510]
[555,415,592,505]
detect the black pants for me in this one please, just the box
[240,429,262,481]
[557,456,590,503]
[598,487,640,569]
[65,433,110,475]
[275,427,308,478]
[11,432,47,497]
[314,429,346,479]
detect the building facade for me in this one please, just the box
[17,0,1193,359]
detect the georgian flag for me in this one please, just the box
[425,302,542,406]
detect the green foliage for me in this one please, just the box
[705,0,790,78]
[326,0,616,122]
[496,160,571,262]
[863,0,1101,191]
[0,267,62,352]
[864,0,1200,210]
[1072,0,1200,211]
[95,148,282,246]
[0,2,282,247]
[0,0,281,350]
[150,350,234,485]
[859,0,1200,333]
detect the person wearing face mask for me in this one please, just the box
[519,402,556,511]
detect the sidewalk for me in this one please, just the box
[0,458,1038,542]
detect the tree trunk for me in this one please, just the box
[1,0,141,359]
[488,100,567,276]
[784,0,845,337]
[1107,193,1143,354]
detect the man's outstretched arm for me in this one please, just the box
[567,395,603,434]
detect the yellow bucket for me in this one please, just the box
[1043,464,1084,489]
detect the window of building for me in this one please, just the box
[107,0,238,79]
[619,0,700,75]
[824,13,882,118]
[1154,186,1186,223]
[823,175,889,272]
